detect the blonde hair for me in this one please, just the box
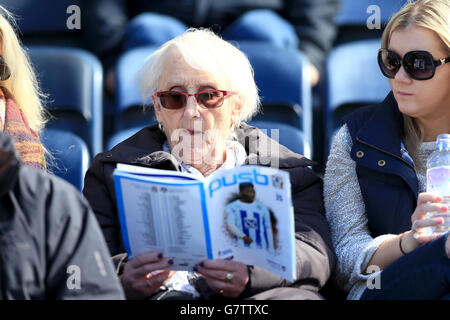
[0,6,47,134]
[139,28,261,125]
[381,0,450,171]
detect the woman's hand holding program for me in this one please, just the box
[195,259,249,298]
[120,251,175,299]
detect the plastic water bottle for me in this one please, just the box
[425,133,450,236]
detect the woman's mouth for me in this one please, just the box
[396,91,413,97]
[186,128,206,136]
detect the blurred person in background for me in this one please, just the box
[81,0,341,98]
[0,4,125,301]
[0,131,125,300]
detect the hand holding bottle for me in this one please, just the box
[425,133,450,236]
[409,193,448,246]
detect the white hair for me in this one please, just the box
[139,28,261,124]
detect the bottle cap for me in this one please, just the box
[436,133,450,151]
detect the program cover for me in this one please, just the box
[204,166,296,281]
[113,164,296,281]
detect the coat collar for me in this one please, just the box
[0,132,21,197]
[99,123,313,169]
[351,92,419,196]
[355,91,405,160]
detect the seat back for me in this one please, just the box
[325,39,391,153]
[236,41,313,154]
[115,45,159,131]
[1,0,81,34]
[106,127,143,151]
[29,46,103,156]
[334,0,407,44]
[42,128,90,191]
[335,0,406,26]
[106,122,312,161]
[249,120,311,159]
[1,0,82,46]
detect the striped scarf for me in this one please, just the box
[0,87,45,170]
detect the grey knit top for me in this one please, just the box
[323,124,435,300]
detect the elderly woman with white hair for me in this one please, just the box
[83,28,335,300]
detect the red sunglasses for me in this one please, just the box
[156,90,233,110]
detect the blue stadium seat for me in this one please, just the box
[236,41,313,155]
[115,45,159,131]
[42,128,90,191]
[335,0,407,26]
[1,0,81,34]
[28,46,103,156]
[249,120,311,159]
[106,127,143,151]
[333,0,408,45]
[325,39,391,154]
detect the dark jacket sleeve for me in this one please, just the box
[284,0,340,74]
[242,166,336,297]
[44,175,125,299]
[82,155,123,256]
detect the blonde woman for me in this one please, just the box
[0,6,46,169]
[324,0,450,299]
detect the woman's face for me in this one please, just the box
[388,26,450,123]
[152,50,242,166]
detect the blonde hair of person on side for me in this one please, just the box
[0,5,47,169]
[0,5,46,134]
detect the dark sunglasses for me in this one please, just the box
[378,48,450,80]
[0,56,11,81]
[156,89,233,110]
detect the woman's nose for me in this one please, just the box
[183,95,201,118]
[394,65,413,84]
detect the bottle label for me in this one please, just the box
[425,166,450,235]
[427,165,450,196]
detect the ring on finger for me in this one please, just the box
[412,220,420,232]
[225,272,234,282]
[146,278,153,288]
